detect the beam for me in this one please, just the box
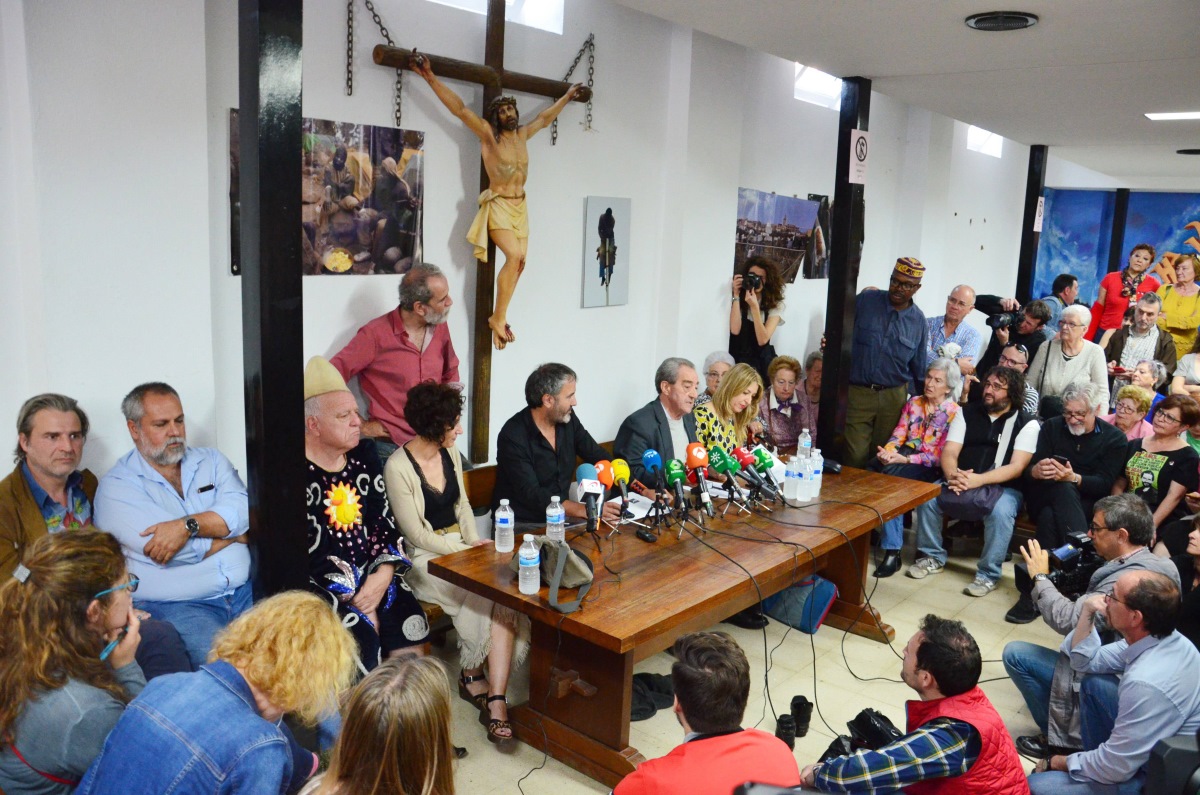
[238,0,307,594]
[373,45,592,102]
[1014,144,1047,303]
[1107,188,1131,274]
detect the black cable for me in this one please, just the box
[516,612,568,795]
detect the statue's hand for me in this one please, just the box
[411,51,433,80]
[567,82,584,101]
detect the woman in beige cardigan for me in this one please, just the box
[384,382,528,745]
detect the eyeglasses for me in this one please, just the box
[998,356,1027,367]
[1011,343,1029,356]
[946,297,972,308]
[94,574,139,600]
[1062,409,1090,420]
[705,371,721,379]
[1104,592,1128,607]
[1088,523,1114,534]
[1154,412,1183,425]
[889,277,920,293]
[1058,320,1084,329]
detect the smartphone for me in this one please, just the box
[1051,455,1070,466]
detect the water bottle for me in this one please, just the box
[797,456,814,501]
[518,534,540,595]
[783,456,801,501]
[798,428,813,459]
[494,499,515,553]
[545,496,566,543]
[810,449,824,497]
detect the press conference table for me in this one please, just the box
[429,467,939,787]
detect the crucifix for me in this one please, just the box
[372,0,592,464]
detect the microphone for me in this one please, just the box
[610,458,632,507]
[751,447,784,491]
[575,463,605,532]
[642,449,665,492]
[595,460,615,489]
[734,447,780,498]
[685,442,715,516]
[708,446,747,501]
[664,459,688,508]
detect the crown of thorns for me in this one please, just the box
[486,96,518,117]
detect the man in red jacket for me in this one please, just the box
[614,631,799,795]
[802,615,1028,794]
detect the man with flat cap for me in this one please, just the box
[303,356,429,673]
[843,257,930,469]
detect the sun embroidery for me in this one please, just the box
[324,481,363,532]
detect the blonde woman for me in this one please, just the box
[692,363,764,454]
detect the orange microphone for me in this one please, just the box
[685,442,715,516]
[595,460,615,489]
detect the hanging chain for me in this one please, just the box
[344,0,405,127]
[552,33,595,146]
[345,0,355,96]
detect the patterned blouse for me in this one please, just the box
[693,403,741,455]
[883,396,959,468]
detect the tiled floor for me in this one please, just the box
[432,533,1060,793]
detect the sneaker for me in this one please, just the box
[963,576,997,597]
[906,558,944,579]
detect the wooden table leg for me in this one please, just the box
[818,529,895,643]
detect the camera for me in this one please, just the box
[744,272,763,291]
[1047,530,1104,600]
[986,308,1023,330]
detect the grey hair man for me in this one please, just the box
[614,357,701,485]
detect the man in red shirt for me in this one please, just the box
[614,632,799,795]
[331,263,461,462]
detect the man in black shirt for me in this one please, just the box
[493,363,620,524]
[972,297,1051,380]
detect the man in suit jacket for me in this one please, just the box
[614,357,700,486]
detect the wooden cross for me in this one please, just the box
[373,0,591,463]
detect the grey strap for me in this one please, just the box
[547,544,592,614]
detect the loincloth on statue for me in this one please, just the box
[467,190,528,262]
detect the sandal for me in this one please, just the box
[479,694,514,744]
[458,671,488,711]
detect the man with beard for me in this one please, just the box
[413,55,583,351]
[332,263,459,463]
[95,382,251,667]
[493,363,620,524]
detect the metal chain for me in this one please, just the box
[552,34,595,146]
[344,0,405,127]
[345,0,354,96]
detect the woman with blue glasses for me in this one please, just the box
[0,530,143,794]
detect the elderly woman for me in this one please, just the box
[1087,243,1159,344]
[1102,385,1155,440]
[385,382,527,745]
[1171,333,1200,399]
[1128,359,1168,413]
[693,363,764,454]
[1158,254,1200,360]
[729,256,787,382]
[695,351,734,408]
[1027,304,1110,410]
[757,354,805,452]
[1112,393,1200,531]
[871,357,962,577]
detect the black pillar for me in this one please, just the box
[819,77,870,462]
[239,0,306,595]
[1015,144,1047,303]
[1107,188,1131,273]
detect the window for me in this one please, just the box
[966,125,1003,158]
[425,0,563,35]
[793,63,842,110]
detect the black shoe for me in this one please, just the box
[775,714,796,750]
[1016,734,1048,759]
[791,695,813,738]
[874,550,901,578]
[453,745,468,759]
[1005,595,1040,624]
[723,606,769,630]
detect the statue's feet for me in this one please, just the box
[488,316,515,350]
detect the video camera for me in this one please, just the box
[985,304,1024,330]
[1047,530,1104,600]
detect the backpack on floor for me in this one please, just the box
[761,575,838,634]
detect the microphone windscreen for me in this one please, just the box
[595,460,615,487]
[611,458,631,483]
[685,442,709,471]
[734,447,757,468]
[575,463,598,483]
[642,449,663,474]
[663,458,686,485]
[720,447,743,472]
[752,447,775,473]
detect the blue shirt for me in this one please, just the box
[94,447,250,602]
[1041,294,1065,342]
[21,462,93,531]
[1065,628,1200,785]
[850,289,929,393]
[926,315,982,364]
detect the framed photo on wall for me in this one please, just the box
[582,196,631,308]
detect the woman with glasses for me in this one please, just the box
[1027,304,1110,411]
[1086,243,1159,345]
[0,531,143,794]
[1157,254,1200,360]
[1170,332,1200,400]
[729,256,787,382]
[695,351,734,408]
[1102,385,1155,440]
[1112,394,1200,532]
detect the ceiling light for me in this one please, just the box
[1146,112,1200,121]
[964,11,1038,31]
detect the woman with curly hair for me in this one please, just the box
[729,256,787,382]
[693,363,764,455]
[385,381,527,745]
[0,531,142,794]
[76,591,357,795]
[1086,243,1159,345]
[302,657,456,795]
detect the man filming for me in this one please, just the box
[971,296,1051,383]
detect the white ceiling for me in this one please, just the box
[615,0,1200,183]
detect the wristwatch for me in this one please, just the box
[1033,573,1050,583]
[184,516,200,538]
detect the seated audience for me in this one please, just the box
[385,381,528,745]
[695,351,734,408]
[1088,243,1161,345]
[0,393,190,679]
[1104,293,1175,388]
[967,342,1039,414]
[303,357,428,671]
[1124,359,1168,413]
[1027,305,1110,410]
[1028,571,1200,794]
[614,357,700,486]
[756,354,807,452]
[300,657,455,795]
[1170,332,1200,398]
[729,256,787,382]
[0,531,143,794]
[1156,254,1200,361]
[911,366,1038,596]
[94,382,251,668]
[692,363,763,455]
[1003,495,1180,757]
[1101,385,1154,440]
[871,357,961,578]
[803,615,1027,793]
[614,631,799,795]
[493,363,619,524]
[927,284,982,376]
[973,296,1049,377]
[1171,518,1200,650]
[76,591,356,795]
[1112,393,1200,530]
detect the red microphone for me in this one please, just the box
[685,442,714,516]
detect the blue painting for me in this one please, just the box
[1123,192,1200,265]
[1033,188,1115,303]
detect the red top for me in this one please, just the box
[1087,270,1161,338]
[614,728,800,795]
[331,309,460,446]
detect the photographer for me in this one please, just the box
[1002,494,1181,759]
[729,256,786,383]
[972,296,1051,382]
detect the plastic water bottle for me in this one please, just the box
[518,534,540,595]
[798,456,815,501]
[545,496,566,542]
[810,449,824,497]
[798,428,813,459]
[784,457,801,501]
[494,499,515,553]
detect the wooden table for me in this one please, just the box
[429,467,938,787]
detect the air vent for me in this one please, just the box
[965,11,1039,31]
